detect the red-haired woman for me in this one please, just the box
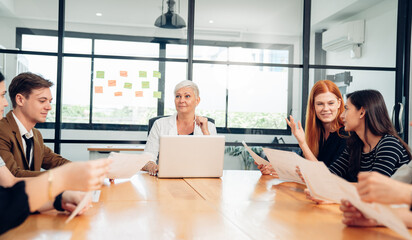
[257,80,347,174]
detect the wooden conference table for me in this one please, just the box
[0,171,408,240]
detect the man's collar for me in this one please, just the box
[12,112,33,138]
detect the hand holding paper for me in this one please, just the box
[263,148,306,184]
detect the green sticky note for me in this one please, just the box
[142,81,150,89]
[153,71,161,78]
[153,91,162,99]
[139,71,147,78]
[124,82,132,89]
[96,71,105,79]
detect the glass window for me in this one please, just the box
[64,37,92,54]
[94,40,159,58]
[21,35,58,52]
[192,64,227,127]
[92,58,160,124]
[228,65,289,129]
[194,45,228,61]
[310,0,398,67]
[62,57,92,123]
[166,44,187,59]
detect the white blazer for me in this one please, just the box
[144,113,217,161]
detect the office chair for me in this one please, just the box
[147,115,215,136]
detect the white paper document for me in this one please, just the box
[263,148,306,184]
[242,141,270,166]
[107,152,151,179]
[92,190,101,202]
[299,161,346,203]
[299,162,411,239]
[65,191,93,224]
[335,176,412,240]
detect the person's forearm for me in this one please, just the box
[398,184,412,205]
[24,168,67,212]
[36,201,54,212]
[299,142,318,162]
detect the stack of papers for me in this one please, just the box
[243,141,412,239]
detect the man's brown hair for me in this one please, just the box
[9,72,53,108]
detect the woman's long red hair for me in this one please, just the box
[305,80,345,157]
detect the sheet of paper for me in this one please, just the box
[92,190,101,203]
[153,71,161,78]
[334,176,412,240]
[135,91,143,97]
[65,191,93,224]
[299,161,345,203]
[96,71,104,78]
[142,81,150,89]
[124,82,132,89]
[242,141,269,166]
[139,71,147,78]
[263,148,305,184]
[153,91,162,99]
[107,152,151,179]
[120,71,128,77]
[94,86,103,94]
[108,80,116,87]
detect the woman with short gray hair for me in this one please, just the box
[142,80,217,175]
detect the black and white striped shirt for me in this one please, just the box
[329,134,410,182]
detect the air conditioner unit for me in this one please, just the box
[322,20,365,52]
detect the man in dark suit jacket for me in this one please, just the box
[0,72,70,177]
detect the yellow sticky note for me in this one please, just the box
[153,71,161,78]
[108,80,116,87]
[94,86,103,93]
[96,71,104,79]
[142,81,150,89]
[139,71,147,78]
[135,91,143,97]
[124,82,132,89]
[114,92,123,97]
[153,91,162,99]
[120,71,128,77]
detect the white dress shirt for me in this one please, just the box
[12,112,34,167]
[144,113,217,161]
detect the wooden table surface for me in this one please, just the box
[0,170,409,240]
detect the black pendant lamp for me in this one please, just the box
[154,0,186,29]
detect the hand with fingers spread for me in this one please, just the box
[286,115,306,145]
[357,171,412,205]
[142,161,158,176]
[340,199,380,227]
[195,115,210,135]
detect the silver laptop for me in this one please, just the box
[157,135,225,178]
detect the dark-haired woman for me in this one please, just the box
[328,89,411,182]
